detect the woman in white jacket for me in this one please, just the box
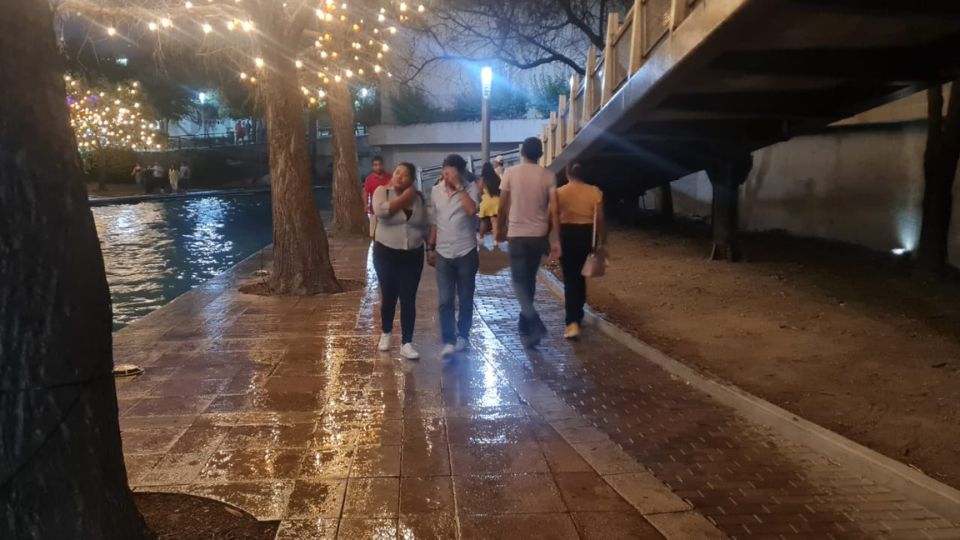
[371,162,430,359]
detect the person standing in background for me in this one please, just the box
[167,164,179,193]
[477,162,501,247]
[178,162,191,193]
[151,162,164,194]
[494,155,505,176]
[496,137,561,348]
[131,163,145,192]
[364,156,393,238]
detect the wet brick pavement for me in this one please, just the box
[112,239,960,539]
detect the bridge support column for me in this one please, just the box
[657,182,674,223]
[707,155,753,262]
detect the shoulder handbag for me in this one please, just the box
[581,203,606,278]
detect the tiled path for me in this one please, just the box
[113,239,960,539]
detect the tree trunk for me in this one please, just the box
[260,49,341,294]
[916,84,960,277]
[0,1,150,538]
[327,82,368,236]
[308,106,319,185]
[707,155,753,262]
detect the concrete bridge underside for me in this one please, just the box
[551,0,960,197]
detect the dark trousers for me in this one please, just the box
[373,242,424,344]
[507,236,550,331]
[560,224,594,325]
[435,249,479,344]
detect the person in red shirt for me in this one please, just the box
[364,156,393,237]
[364,156,393,212]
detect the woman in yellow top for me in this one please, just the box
[556,161,606,339]
[477,162,501,245]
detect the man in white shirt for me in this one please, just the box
[496,137,561,348]
[428,154,480,358]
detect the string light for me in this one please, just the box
[102,1,428,109]
[66,76,160,153]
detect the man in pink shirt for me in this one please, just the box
[364,156,392,237]
[496,137,561,348]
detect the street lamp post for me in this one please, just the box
[481,66,493,164]
[198,92,207,137]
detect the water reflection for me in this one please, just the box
[93,192,320,330]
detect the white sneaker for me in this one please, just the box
[455,337,469,352]
[378,333,392,351]
[400,343,420,359]
[440,344,456,358]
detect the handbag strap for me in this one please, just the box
[591,202,599,250]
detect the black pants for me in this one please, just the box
[560,224,594,325]
[373,242,424,344]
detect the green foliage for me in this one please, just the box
[531,73,570,117]
[390,82,532,125]
[390,85,442,125]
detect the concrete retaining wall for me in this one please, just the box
[660,93,960,265]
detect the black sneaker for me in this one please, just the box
[522,316,546,349]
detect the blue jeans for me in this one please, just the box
[507,237,550,328]
[435,249,480,345]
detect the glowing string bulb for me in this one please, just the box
[202,23,212,33]
[241,20,253,32]
[107,26,117,36]
[295,59,303,68]
[345,69,353,78]
[418,4,425,13]
[148,22,159,31]
[185,1,193,8]
[160,18,172,28]
[400,2,407,11]
[226,20,235,31]
[254,57,264,68]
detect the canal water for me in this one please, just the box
[92,191,329,330]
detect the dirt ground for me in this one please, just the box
[575,220,960,488]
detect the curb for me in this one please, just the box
[539,269,960,523]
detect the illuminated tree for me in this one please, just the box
[66,76,160,152]
[60,0,425,294]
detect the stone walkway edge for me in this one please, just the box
[539,269,960,523]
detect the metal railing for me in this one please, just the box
[417,148,523,190]
[156,124,369,151]
[541,0,700,167]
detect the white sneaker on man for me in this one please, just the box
[400,343,420,360]
[455,337,469,352]
[440,344,456,358]
[378,333,392,351]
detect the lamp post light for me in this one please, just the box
[198,92,207,136]
[481,66,493,164]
